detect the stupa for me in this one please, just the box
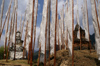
[73,24,91,50]
[9,31,26,60]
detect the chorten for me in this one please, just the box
[74,24,91,50]
[9,31,26,60]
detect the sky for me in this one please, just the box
[0,0,99,50]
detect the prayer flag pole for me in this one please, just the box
[3,0,12,59]
[30,0,35,66]
[54,0,58,66]
[19,15,22,32]
[21,12,26,38]
[85,0,91,52]
[57,14,60,50]
[0,0,5,33]
[72,0,74,66]
[44,0,49,66]
[14,11,17,60]
[28,42,31,64]
[32,0,38,60]
[6,6,13,61]
[48,1,51,65]
[94,0,100,35]
[37,44,41,66]
[62,5,65,49]
[23,21,28,58]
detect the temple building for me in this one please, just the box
[73,24,91,50]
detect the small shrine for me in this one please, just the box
[9,31,26,60]
[74,24,91,50]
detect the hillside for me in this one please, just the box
[46,50,100,66]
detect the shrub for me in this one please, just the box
[0,46,7,59]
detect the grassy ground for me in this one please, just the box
[0,60,37,66]
[0,50,99,66]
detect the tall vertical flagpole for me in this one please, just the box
[65,1,68,50]
[6,9,13,61]
[79,24,81,50]
[54,0,57,66]
[90,0,100,60]
[85,0,91,52]
[48,0,51,65]
[66,28,68,50]
[14,0,18,60]
[0,1,11,39]
[23,21,28,58]
[0,0,5,33]
[19,14,22,32]
[0,12,8,39]
[65,29,67,50]
[94,0,100,35]
[57,14,60,50]
[12,0,16,47]
[12,8,15,47]
[61,24,62,50]
[44,0,49,66]
[44,14,47,66]
[30,0,35,66]
[32,0,38,60]
[14,11,17,60]
[76,14,81,50]
[28,42,31,64]
[3,0,12,59]
[79,12,81,50]
[62,5,65,49]
[37,44,41,66]
[72,0,74,66]
[21,12,26,38]
[76,0,81,50]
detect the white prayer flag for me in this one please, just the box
[76,0,80,39]
[0,0,5,32]
[39,0,48,54]
[50,0,56,54]
[67,0,73,55]
[26,0,33,52]
[83,0,89,41]
[91,0,100,60]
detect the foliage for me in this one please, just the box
[0,46,7,59]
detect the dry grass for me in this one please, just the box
[0,50,100,66]
[0,60,34,66]
[46,49,100,66]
